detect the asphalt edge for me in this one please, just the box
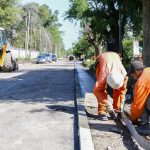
[74,64,95,150]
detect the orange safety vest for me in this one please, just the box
[96,52,127,83]
[131,67,150,122]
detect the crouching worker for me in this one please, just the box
[124,61,150,125]
[93,52,128,120]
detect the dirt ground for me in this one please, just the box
[87,107,138,150]
[83,93,138,150]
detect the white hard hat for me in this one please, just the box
[107,72,124,89]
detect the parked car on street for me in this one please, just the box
[43,53,52,63]
[68,55,75,61]
[50,53,57,61]
[36,55,47,64]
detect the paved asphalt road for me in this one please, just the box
[0,61,79,150]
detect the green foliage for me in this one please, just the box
[48,26,62,44]
[72,37,95,59]
[67,0,88,20]
[38,5,60,28]
[123,0,142,37]
[82,59,96,71]
[66,48,74,56]
[38,5,49,26]
[37,5,63,52]
[14,31,25,47]
[0,0,143,62]
[0,0,20,27]
[122,39,133,69]
[66,0,142,55]
[0,0,64,57]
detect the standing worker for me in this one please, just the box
[93,52,128,120]
[124,61,150,125]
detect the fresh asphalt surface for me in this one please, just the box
[0,61,79,150]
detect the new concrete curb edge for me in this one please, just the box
[74,63,95,150]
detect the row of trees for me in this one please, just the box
[0,0,65,57]
[65,0,150,66]
[1,0,149,65]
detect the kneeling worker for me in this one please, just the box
[124,61,150,125]
[93,52,128,120]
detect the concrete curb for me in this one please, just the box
[75,63,95,150]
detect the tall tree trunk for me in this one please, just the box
[93,44,101,56]
[143,0,150,66]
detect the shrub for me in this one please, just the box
[82,59,96,71]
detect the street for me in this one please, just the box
[0,61,79,150]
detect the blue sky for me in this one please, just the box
[21,0,80,50]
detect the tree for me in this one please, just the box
[66,0,103,55]
[0,0,65,57]
[66,0,142,56]
[72,36,95,59]
[15,2,40,49]
[0,0,21,28]
[38,5,64,54]
[13,2,64,56]
[122,39,133,68]
[143,0,150,66]
[38,4,50,26]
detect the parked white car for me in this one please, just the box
[36,55,46,64]
[43,53,52,63]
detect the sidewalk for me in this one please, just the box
[75,62,137,150]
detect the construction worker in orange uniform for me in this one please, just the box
[124,61,150,125]
[93,52,128,120]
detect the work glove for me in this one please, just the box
[123,103,131,118]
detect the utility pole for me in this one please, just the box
[28,11,31,60]
[25,11,31,59]
[55,44,57,56]
[118,1,123,56]
[33,27,36,50]
[25,18,27,49]
[45,32,48,52]
[25,17,28,58]
[40,28,42,53]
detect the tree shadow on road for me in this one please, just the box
[46,105,75,114]
[0,68,75,103]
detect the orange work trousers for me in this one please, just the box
[93,78,127,114]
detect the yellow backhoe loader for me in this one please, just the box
[0,27,18,71]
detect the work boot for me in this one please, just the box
[98,114,108,121]
[136,123,150,135]
[98,100,108,121]
[139,110,150,125]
